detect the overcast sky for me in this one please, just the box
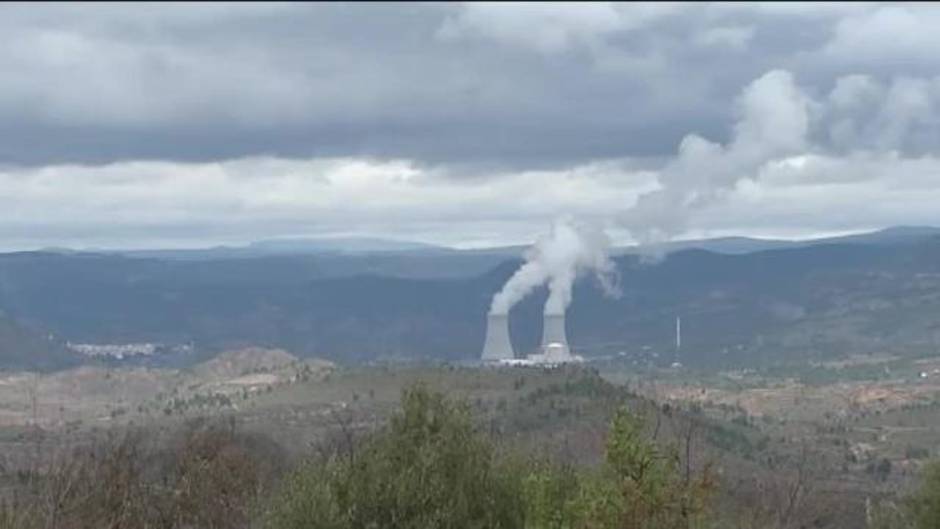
[3,2,940,250]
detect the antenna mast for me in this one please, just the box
[675,316,681,352]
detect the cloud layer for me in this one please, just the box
[2,3,940,249]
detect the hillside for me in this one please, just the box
[2,231,940,370]
[0,312,76,371]
[0,347,334,429]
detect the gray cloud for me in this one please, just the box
[2,3,940,249]
[0,156,654,250]
[1,2,927,168]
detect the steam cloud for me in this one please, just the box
[489,216,619,316]
[490,70,811,319]
[620,69,810,248]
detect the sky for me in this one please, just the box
[3,2,940,250]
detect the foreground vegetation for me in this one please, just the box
[263,384,715,529]
[1,379,938,529]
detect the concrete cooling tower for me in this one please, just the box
[540,313,571,359]
[481,313,515,361]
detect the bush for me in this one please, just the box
[162,420,280,528]
[909,460,940,529]
[0,420,279,529]
[868,459,940,529]
[906,445,931,461]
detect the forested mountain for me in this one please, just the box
[3,228,940,370]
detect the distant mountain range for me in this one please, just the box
[639,226,940,255]
[5,226,940,371]
[40,226,940,261]
[48,236,453,261]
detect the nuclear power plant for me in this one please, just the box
[481,310,582,366]
[481,217,613,366]
[540,313,570,358]
[481,313,515,361]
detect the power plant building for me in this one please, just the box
[482,311,582,366]
[540,313,571,358]
[481,313,515,361]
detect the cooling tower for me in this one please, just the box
[481,313,515,361]
[541,313,571,358]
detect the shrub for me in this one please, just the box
[0,420,279,529]
[868,459,940,529]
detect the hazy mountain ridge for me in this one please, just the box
[3,227,940,370]
[37,226,940,262]
[619,226,940,255]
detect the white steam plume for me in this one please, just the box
[489,216,619,316]
[620,69,811,248]
[490,70,811,318]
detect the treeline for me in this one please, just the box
[2,384,938,529]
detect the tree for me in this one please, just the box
[910,460,940,529]
[868,460,940,529]
[263,384,523,529]
[517,406,715,529]
[593,407,714,529]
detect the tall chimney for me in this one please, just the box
[541,312,571,359]
[481,313,515,361]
